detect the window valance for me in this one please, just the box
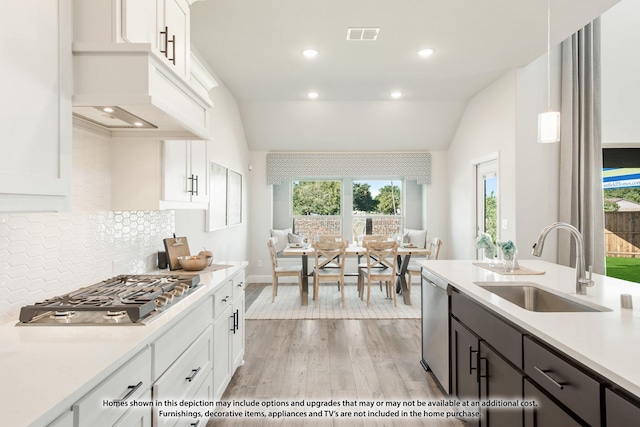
[266,152,431,185]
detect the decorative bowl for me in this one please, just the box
[177,255,208,271]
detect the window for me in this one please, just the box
[352,180,403,239]
[282,178,419,242]
[292,180,342,237]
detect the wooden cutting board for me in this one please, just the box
[163,237,191,270]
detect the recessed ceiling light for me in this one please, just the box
[134,122,144,127]
[417,48,435,57]
[302,48,319,58]
[391,92,402,99]
[102,107,115,113]
[308,91,319,99]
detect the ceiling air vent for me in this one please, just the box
[346,28,380,41]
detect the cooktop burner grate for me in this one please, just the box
[18,274,200,325]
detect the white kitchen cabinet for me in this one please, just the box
[212,271,246,400]
[158,0,190,78]
[113,391,152,427]
[0,0,72,212]
[111,139,210,210]
[72,347,152,427]
[74,0,192,80]
[164,140,209,206]
[212,280,233,400]
[47,411,73,427]
[231,273,246,370]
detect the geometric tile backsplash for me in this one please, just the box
[0,127,174,324]
[0,210,174,324]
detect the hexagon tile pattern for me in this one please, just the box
[0,210,174,324]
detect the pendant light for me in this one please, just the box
[538,0,561,143]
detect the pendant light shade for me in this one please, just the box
[538,0,560,143]
[538,111,561,143]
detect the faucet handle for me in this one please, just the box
[580,266,595,288]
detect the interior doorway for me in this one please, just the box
[475,159,498,259]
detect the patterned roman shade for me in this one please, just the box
[266,152,431,185]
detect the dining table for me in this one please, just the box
[281,242,431,306]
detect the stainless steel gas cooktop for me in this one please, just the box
[17,274,201,326]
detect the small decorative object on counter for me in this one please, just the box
[199,248,213,266]
[498,240,518,273]
[476,233,497,266]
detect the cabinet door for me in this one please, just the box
[159,0,189,78]
[189,140,208,204]
[163,140,191,203]
[606,388,640,427]
[231,296,245,370]
[479,342,523,427]
[113,391,152,427]
[213,304,232,400]
[523,379,581,427]
[121,0,158,44]
[0,0,72,211]
[450,318,480,426]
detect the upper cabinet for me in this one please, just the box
[72,0,216,140]
[111,139,210,210]
[0,0,73,212]
[159,0,190,79]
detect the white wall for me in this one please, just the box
[174,62,251,265]
[424,150,450,259]
[447,71,517,260]
[447,47,562,262]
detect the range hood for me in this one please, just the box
[72,43,215,140]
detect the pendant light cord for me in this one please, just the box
[546,0,551,111]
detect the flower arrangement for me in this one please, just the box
[497,240,518,272]
[498,240,517,260]
[475,233,497,264]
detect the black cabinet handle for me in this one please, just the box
[194,175,199,196]
[160,26,169,57]
[167,34,176,65]
[469,345,478,375]
[185,367,201,382]
[190,420,200,427]
[188,174,197,195]
[114,381,142,403]
[534,366,565,390]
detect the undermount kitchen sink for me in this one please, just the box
[474,281,611,312]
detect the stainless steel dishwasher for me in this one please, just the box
[421,268,449,393]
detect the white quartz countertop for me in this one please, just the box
[417,259,640,399]
[0,261,247,427]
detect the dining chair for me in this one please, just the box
[318,234,344,242]
[359,240,399,307]
[357,235,389,294]
[267,237,303,303]
[312,240,348,307]
[407,236,442,289]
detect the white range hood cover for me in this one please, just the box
[73,43,214,140]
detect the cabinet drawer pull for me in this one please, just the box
[160,26,169,57]
[190,420,201,427]
[185,367,201,382]
[168,34,176,65]
[221,295,231,303]
[469,346,478,375]
[534,366,565,390]
[114,381,142,403]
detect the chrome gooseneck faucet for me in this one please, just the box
[531,222,594,295]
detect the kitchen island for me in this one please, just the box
[0,261,247,427]
[417,259,640,425]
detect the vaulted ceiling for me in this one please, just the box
[191,0,620,152]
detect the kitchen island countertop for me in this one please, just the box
[416,259,640,399]
[0,261,247,427]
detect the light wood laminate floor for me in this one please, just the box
[207,284,464,426]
